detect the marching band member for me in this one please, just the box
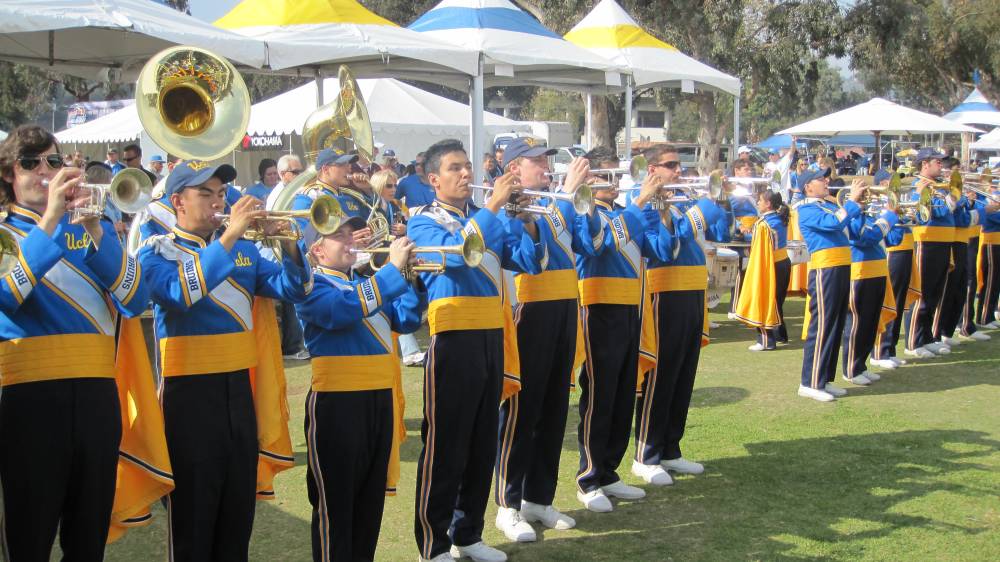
[292,148,372,242]
[574,147,673,513]
[295,216,427,562]
[735,190,791,351]
[494,140,599,541]
[957,192,990,340]
[138,161,313,561]
[408,139,543,562]
[728,159,758,319]
[905,149,958,358]
[977,183,1000,328]
[931,165,975,348]
[0,125,152,559]
[841,202,897,385]
[796,169,865,402]
[872,170,916,369]
[632,145,728,486]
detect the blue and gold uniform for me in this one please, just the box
[959,199,985,337]
[138,185,243,242]
[729,196,758,315]
[932,189,976,343]
[409,197,543,560]
[734,210,790,349]
[574,199,673,496]
[797,196,861,391]
[875,212,916,361]
[977,190,1000,325]
[297,260,426,562]
[138,161,313,561]
[291,178,369,221]
[841,210,896,381]
[0,205,152,559]
[495,191,601,513]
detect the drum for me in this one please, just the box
[787,240,810,265]
[708,247,740,290]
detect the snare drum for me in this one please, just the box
[708,247,740,290]
[786,240,810,265]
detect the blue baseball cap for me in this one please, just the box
[768,148,779,155]
[914,148,947,164]
[873,168,892,185]
[166,160,237,196]
[796,166,831,190]
[316,148,358,169]
[382,149,396,157]
[149,154,166,163]
[501,138,556,169]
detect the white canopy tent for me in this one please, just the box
[779,97,981,165]
[944,88,1000,128]
[971,128,1000,151]
[0,0,267,82]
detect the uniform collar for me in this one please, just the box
[316,265,351,280]
[433,199,472,219]
[594,199,615,212]
[761,210,777,217]
[8,204,42,224]
[315,179,341,197]
[171,225,213,248]
[801,196,833,205]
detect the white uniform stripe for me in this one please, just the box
[210,279,254,330]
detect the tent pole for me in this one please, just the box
[732,92,741,165]
[585,93,593,149]
[470,54,485,205]
[314,68,323,108]
[874,131,881,172]
[624,77,633,160]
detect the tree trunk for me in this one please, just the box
[590,95,612,149]
[695,92,721,173]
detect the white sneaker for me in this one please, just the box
[661,457,705,475]
[601,480,646,500]
[995,310,999,322]
[283,350,310,360]
[520,501,575,530]
[871,359,897,370]
[727,312,737,320]
[823,383,847,397]
[403,352,426,366]
[941,336,961,347]
[862,370,881,382]
[631,461,673,485]
[961,331,991,341]
[577,489,613,512]
[798,385,835,402]
[709,321,721,329]
[904,347,934,359]
[420,553,456,562]
[890,357,907,366]
[924,342,950,355]
[844,374,872,385]
[450,542,507,562]
[494,507,535,542]
[747,343,765,352]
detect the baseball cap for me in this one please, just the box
[873,168,892,185]
[737,145,752,155]
[383,149,396,158]
[166,160,237,196]
[768,148,779,155]
[796,166,831,190]
[149,154,166,163]
[501,138,556,169]
[316,148,358,168]
[914,148,947,165]
[300,213,366,250]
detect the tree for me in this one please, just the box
[0,62,56,131]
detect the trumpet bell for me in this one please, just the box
[462,232,485,268]
[109,168,154,214]
[136,46,251,161]
[629,155,648,183]
[0,230,20,278]
[310,195,345,235]
[572,184,593,215]
[302,66,374,165]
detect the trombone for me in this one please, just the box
[352,231,485,282]
[471,184,593,216]
[45,168,154,220]
[215,195,343,242]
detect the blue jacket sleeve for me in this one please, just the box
[253,246,313,304]
[83,221,148,317]
[564,201,604,257]
[387,282,428,335]
[495,211,544,274]
[138,240,236,311]
[848,215,886,247]
[0,227,63,315]
[295,264,409,331]
[798,201,859,232]
[624,205,675,262]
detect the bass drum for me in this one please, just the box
[708,247,740,291]
[786,240,810,265]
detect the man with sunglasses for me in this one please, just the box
[0,125,150,559]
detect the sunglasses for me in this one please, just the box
[18,154,65,171]
[652,161,681,170]
[385,183,397,188]
[285,169,303,175]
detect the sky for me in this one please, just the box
[189,0,240,23]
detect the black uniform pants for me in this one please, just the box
[305,389,392,562]
[876,250,913,360]
[906,241,951,350]
[0,378,120,562]
[576,304,639,493]
[163,370,258,562]
[978,244,1000,325]
[960,237,980,336]
[842,275,887,378]
[496,299,576,509]
[757,258,791,348]
[933,241,968,340]
[800,265,850,389]
[414,329,502,560]
[729,250,748,315]
[634,290,704,465]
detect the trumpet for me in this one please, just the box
[962,183,1000,204]
[618,183,708,211]
[471,184,593,216]
[44,168,154,221]
[895,187,934,223]
[351,231,485,281]
[215,195,343,242]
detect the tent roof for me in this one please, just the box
[562,0,740,96]
[55,78,526,144]
[943,88,1000,128]
[0,0,267,81]
[408,0,620,91]
[971,128,1000,151]
[778,98,981,136]
[215,0,478,77]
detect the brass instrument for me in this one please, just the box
[351,231,485,281]
[215,195,343,242]
[302,66,374,164]
[471,184,593,216]
[618,183,706,211]
[629,155,726,200]
[135,46,251,161]
[896,187,933,223]
[0,230,21,278]
[45,168,154,220]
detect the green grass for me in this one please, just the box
[104,296,1000,561]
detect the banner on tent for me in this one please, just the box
[65,100,134,129]
[240,133,288,151]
